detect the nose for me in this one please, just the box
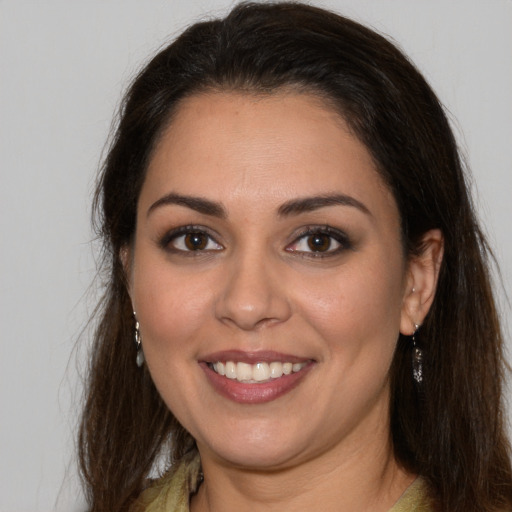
[215,251,292,331]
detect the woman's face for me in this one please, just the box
[129,91,415,470]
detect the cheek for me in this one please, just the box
[293,257,405,358]
[131,249,212,360]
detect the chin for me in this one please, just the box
[196,422,313,470]
[212,445,299,470]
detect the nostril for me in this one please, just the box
[214,266,292,330]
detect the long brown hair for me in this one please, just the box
[79,3,512,511]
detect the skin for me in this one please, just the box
[126,91,443,511]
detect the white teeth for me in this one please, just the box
[216,361,225,376]
[253,362,270,382]
[269,362,283,378]
[211,360,307,382]
[236,362,253,381]
[282,362,293,375]
[225,361,237,379]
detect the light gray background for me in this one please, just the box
[1,1,511,511]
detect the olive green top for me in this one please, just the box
[132,451,431,512]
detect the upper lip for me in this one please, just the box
[200,350,313,364]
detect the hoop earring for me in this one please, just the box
[412,323,423,384]
[133,312,145,368]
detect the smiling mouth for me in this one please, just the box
[201,353,314,403]
[208,361,308,383]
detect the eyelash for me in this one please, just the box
[286,226,352,258]
[159,225,352,257]
[159,225,223,255]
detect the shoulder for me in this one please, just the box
[130,450,201,512]
[389,478,433,512]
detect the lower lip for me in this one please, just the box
[200,362,314,404]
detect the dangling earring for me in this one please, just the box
[133,312,145,367]
[412,323,423,384]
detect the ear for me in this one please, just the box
[400,229,444,335]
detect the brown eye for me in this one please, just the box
[307,234,332,252]
[286,227,349,257]
[184,232,208,250]
[164,229,223,253]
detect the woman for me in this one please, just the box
[79,2,512,511]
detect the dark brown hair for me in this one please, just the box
[79,3,512,511]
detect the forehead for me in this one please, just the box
[141,91,397,222]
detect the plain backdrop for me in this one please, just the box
[1,1,511,511]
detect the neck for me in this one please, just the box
[191,416,414,512]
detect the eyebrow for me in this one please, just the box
[147,193,227,218]
[277,194,371,217]
[147,192,371,219]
